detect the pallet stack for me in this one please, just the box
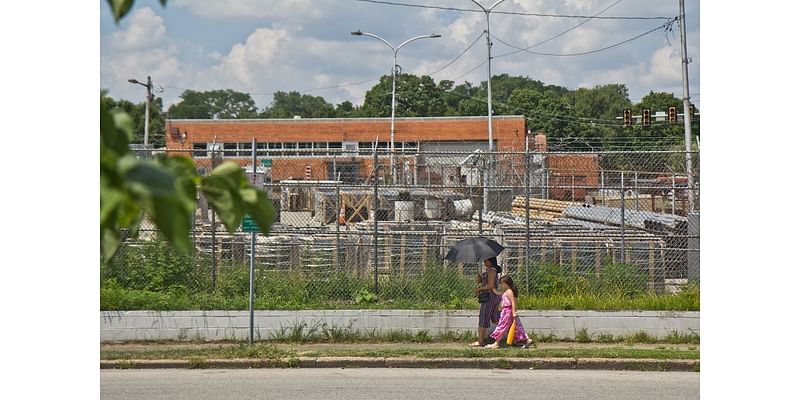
[511,197,574,221]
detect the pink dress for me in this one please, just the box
[490,292,530,343]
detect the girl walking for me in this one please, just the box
[486,276,533,349]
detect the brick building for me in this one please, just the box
[165,115,528,183]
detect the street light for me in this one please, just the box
[351,30,441,184]
[470,0,506,213]
[128,76,153,147]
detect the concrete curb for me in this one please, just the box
[101,357,699,372]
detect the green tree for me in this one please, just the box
[263,91,336,118]
[335,100,355,117]
[102,0,273,262]
[361,74,446,117]
[167,89,259,119]
[101,95,166,148]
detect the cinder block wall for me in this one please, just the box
[100,310,699,342]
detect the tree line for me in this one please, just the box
[103,74,699,151]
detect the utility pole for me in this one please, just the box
[127,76,153,147]
[679,0,695,212]
[471,0,506,213]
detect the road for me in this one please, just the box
[101,368,699,399]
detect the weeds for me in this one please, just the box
[101,254,699,311]
[575,328,593,343]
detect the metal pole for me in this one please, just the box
[335,170,341,274]
[211,146,218,291]
[483,10,492,214]
[524,131,531,293]
[620,171,626,262]
[571,172,575,202]
[373,143,379,294]
[144,76,151,148]
[634,171,639,211]
[471,0,507,213]
[601,170,605,205]
[672,173,677,214]
[390,57,397,184]
[679,0,695,212]
[249,138,256,345]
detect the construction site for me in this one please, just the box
[177,145,699,296]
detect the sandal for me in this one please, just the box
[522,339,533,349]
[469,341,485,347]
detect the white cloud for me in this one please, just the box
[173,0,323,19]
[101,1,699,109]
[208,27,290,86]
[108,7,168,51]
[101,7,186,102]
[641,45,682,86]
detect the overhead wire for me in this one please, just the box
[423,32,485,77]
[353,0,672,20]
[492,18,677,58]
[493,0,623,59]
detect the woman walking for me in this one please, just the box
[470,257,502,347]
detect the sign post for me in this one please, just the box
[248,139,258,345]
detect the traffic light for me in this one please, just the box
[642,108,651,127]
[668,106,677,123]
[623,109,632,127]
[689,104,696,121]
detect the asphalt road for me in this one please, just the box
[101,368,699,399]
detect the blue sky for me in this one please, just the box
[100,0,700,111]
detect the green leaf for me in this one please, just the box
[101,227,121,263]
[119,156,177,198]
[151,196,192,252]
[100,97,131,157]
[201,174,244,232]
[107,0,134,23]
[240,188,274,236]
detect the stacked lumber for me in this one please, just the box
[511,197,574,221]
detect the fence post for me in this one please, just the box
[634,171,639,211]
[335,154,341,274]
[620,171,626,262]
[524,132,531,293]
[601,170,605,206]
[672,172,677,215]
[210,145,219,291]
[249,138,256,345]
[373,143,379,295]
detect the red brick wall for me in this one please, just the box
[165,116,527,151]
[165,117,527,182]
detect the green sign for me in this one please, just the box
[261,159,272,167]
[241,214,260,232]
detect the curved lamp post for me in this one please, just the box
[351,30,441,184]
[470,0,506,212]
[128,76,153,148]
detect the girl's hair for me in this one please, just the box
[499,275,518,298]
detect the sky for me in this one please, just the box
[100,0,700,112]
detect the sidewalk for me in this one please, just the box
[101,341,699,372]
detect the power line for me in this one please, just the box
[494,0,623,59]
[353,0,672,20]
[424,32,484,77]
[492,18,677,58]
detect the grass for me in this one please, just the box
[101,345,699,361]
[265,322,471,344]
[101,251,700,312]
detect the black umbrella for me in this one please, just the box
[444,237,505,264]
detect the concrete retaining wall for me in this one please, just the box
[100,310,699,342]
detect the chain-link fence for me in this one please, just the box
[101,146,700,308]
